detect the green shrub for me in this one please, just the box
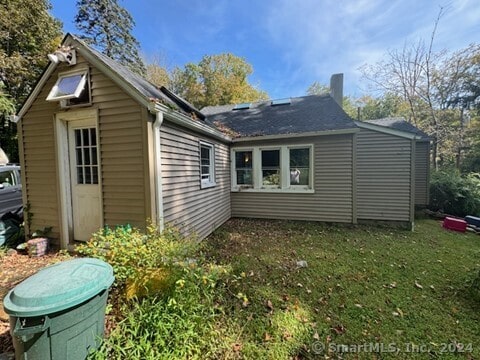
[429,171,480,216]
[91,262,230,360]
[75,223,198,288]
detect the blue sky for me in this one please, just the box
[50,0,480,99]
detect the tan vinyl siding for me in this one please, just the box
[356,128,412,221]
[92,62,148,227]
[21,55,148,246]
[161,123,231,240]
[231,134,353,222]
[415,141,430,206]
[21,71,61,243]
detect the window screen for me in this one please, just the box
[47,72,87,101]
[235,151,253,185]
[289,148,310,186]
[200,142,215,187]
[261,149,280,186]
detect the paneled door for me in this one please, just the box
[68,119,101,241]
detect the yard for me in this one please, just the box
[1,218,479,359]
[204,218,480,358]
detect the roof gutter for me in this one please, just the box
[149,103,232,143]
[232,128,359,143]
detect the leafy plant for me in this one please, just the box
[124,267,177,301]
[91,259,230,359]
[75,223,198,288]
[429,170,480,216]
[31,226,52,239]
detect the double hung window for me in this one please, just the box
[200,142,215,188]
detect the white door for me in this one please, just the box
[68,119,101,241]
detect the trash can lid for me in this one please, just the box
[3,258,114,317]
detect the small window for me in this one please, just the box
[0,170,17,188]
[261,149,280,187]
[235,151,253,186]
[200,142,215,188]
[74,128,99,185]
[233,103,251,110]
[271,98,291,106]
[289,148,311,186]
[47,71,88,101]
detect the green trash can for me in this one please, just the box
[3,258,114,360]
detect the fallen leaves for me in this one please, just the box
[331,324,346,335]
[266,300,274,312]
[414,281,424,289]
[232,342,243,352]
[0,251,71,354]
[392,308,404,317]
[384,281,397,289]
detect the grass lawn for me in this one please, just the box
[5,219,477,359]
[204,218,480,359]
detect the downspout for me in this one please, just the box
[153,111,165,231]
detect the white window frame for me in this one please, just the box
[233,148,254,189]
[46,69,88,101]
[231,144,314,193]
[260,147,281,189]
[287,145,314,190]
[200,141,216,189]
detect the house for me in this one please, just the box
[203,102,430,227]
[15,34,430,249]
[360,118,430,209]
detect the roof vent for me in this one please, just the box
[271,98,291,106]
[233,103,251,110]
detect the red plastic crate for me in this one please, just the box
[442,217,467,233]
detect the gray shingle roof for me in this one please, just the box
[365,117,430,140]
[202,95,357,138]
[70,34,205,119]
[71,35,173,104]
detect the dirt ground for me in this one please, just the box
[0,251,71,354]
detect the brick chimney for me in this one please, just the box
[330,73,343,108]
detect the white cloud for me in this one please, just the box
[260,0,479,97]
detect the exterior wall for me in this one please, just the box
[160,122,231,240]
[20,54,149,246]
[231,134,354,222]
[92,65,150,228]
[356,128,412,222]
[19,82,60,240]
[414,141,430,206]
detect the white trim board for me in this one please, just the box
[54,108,102,248]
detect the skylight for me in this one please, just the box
[271,98,291,106]
[233,103,251,110]
[46,71,87,101]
